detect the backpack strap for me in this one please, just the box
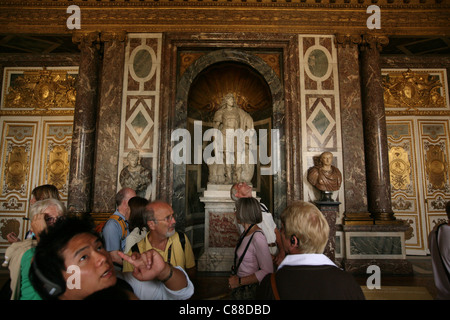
[234,230,262,274]
[167,232,186,264]
[271,273,280,300]
[178,231,186,252]
[108,215,127,240]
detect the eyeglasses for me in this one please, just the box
[155,213,176,223]
[44,215,57,224]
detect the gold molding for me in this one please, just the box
[383,69,448,114]
[0,1,448,36]
[3,68,77,112]
[0,110,75,116]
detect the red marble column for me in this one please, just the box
[359,34,395,222]
[91,31,126,214]
[68,32,101,214]
[336,34,372,224]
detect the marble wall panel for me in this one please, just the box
[299,35,345,221]
[118,34,162,201]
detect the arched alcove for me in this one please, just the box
[173,49,286,256]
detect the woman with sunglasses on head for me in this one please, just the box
[228,197,273,300]
[8,198,67,300]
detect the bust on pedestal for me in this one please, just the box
[307,152,342,262]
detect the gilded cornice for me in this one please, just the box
[0,0,448,35]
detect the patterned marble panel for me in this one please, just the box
[345,232,405,260]
[299,35,344,221]
[118,33,162,200]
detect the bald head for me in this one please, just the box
[230,182,253,201]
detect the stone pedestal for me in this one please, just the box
[341,222,413,275]
[314,200,340,262]
[198,184,256,272]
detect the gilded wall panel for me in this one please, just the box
[387,120,422,251]
[1,67,78,116]
[383,69,450,116]
[0,120,39,248]
[0,67,76,253]
[384,68,450,254]
[419,119,450,247]
[41,120,73,198]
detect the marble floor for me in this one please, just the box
[0,256,439,300]
[190,256,439,300]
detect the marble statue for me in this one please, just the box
[209,93,255,185]
[307,152,342,197]
[119,150,152,198]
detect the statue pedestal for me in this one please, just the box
[198,184,255,272]
[341,222,413,275]
[314,200,340,262]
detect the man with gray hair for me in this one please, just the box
[122,201,196,279]
[103,187,136,270]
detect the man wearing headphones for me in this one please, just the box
[29,216,193,300]
[256,201,365,300]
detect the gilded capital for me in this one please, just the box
[360,33,389,52]
[100,31,127,43]
[335,34,362,48]
[72,31,101,50]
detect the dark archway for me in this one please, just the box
[173,49,286,244]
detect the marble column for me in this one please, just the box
[335,34,372,224]
[91,31,127,215]
[67,32,101,215]
[359,34,395,222]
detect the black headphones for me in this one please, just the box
[32,260,65,297]
[290,235,297,245]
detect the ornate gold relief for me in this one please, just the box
[4,68,77,111]
[4,145,29,191]
[46,145,69,190]
[0,218,20,241]
[383,69,446,111]
[425,144,448,190]
[389,146,411,191]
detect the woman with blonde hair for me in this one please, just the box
[256,201,364,300]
